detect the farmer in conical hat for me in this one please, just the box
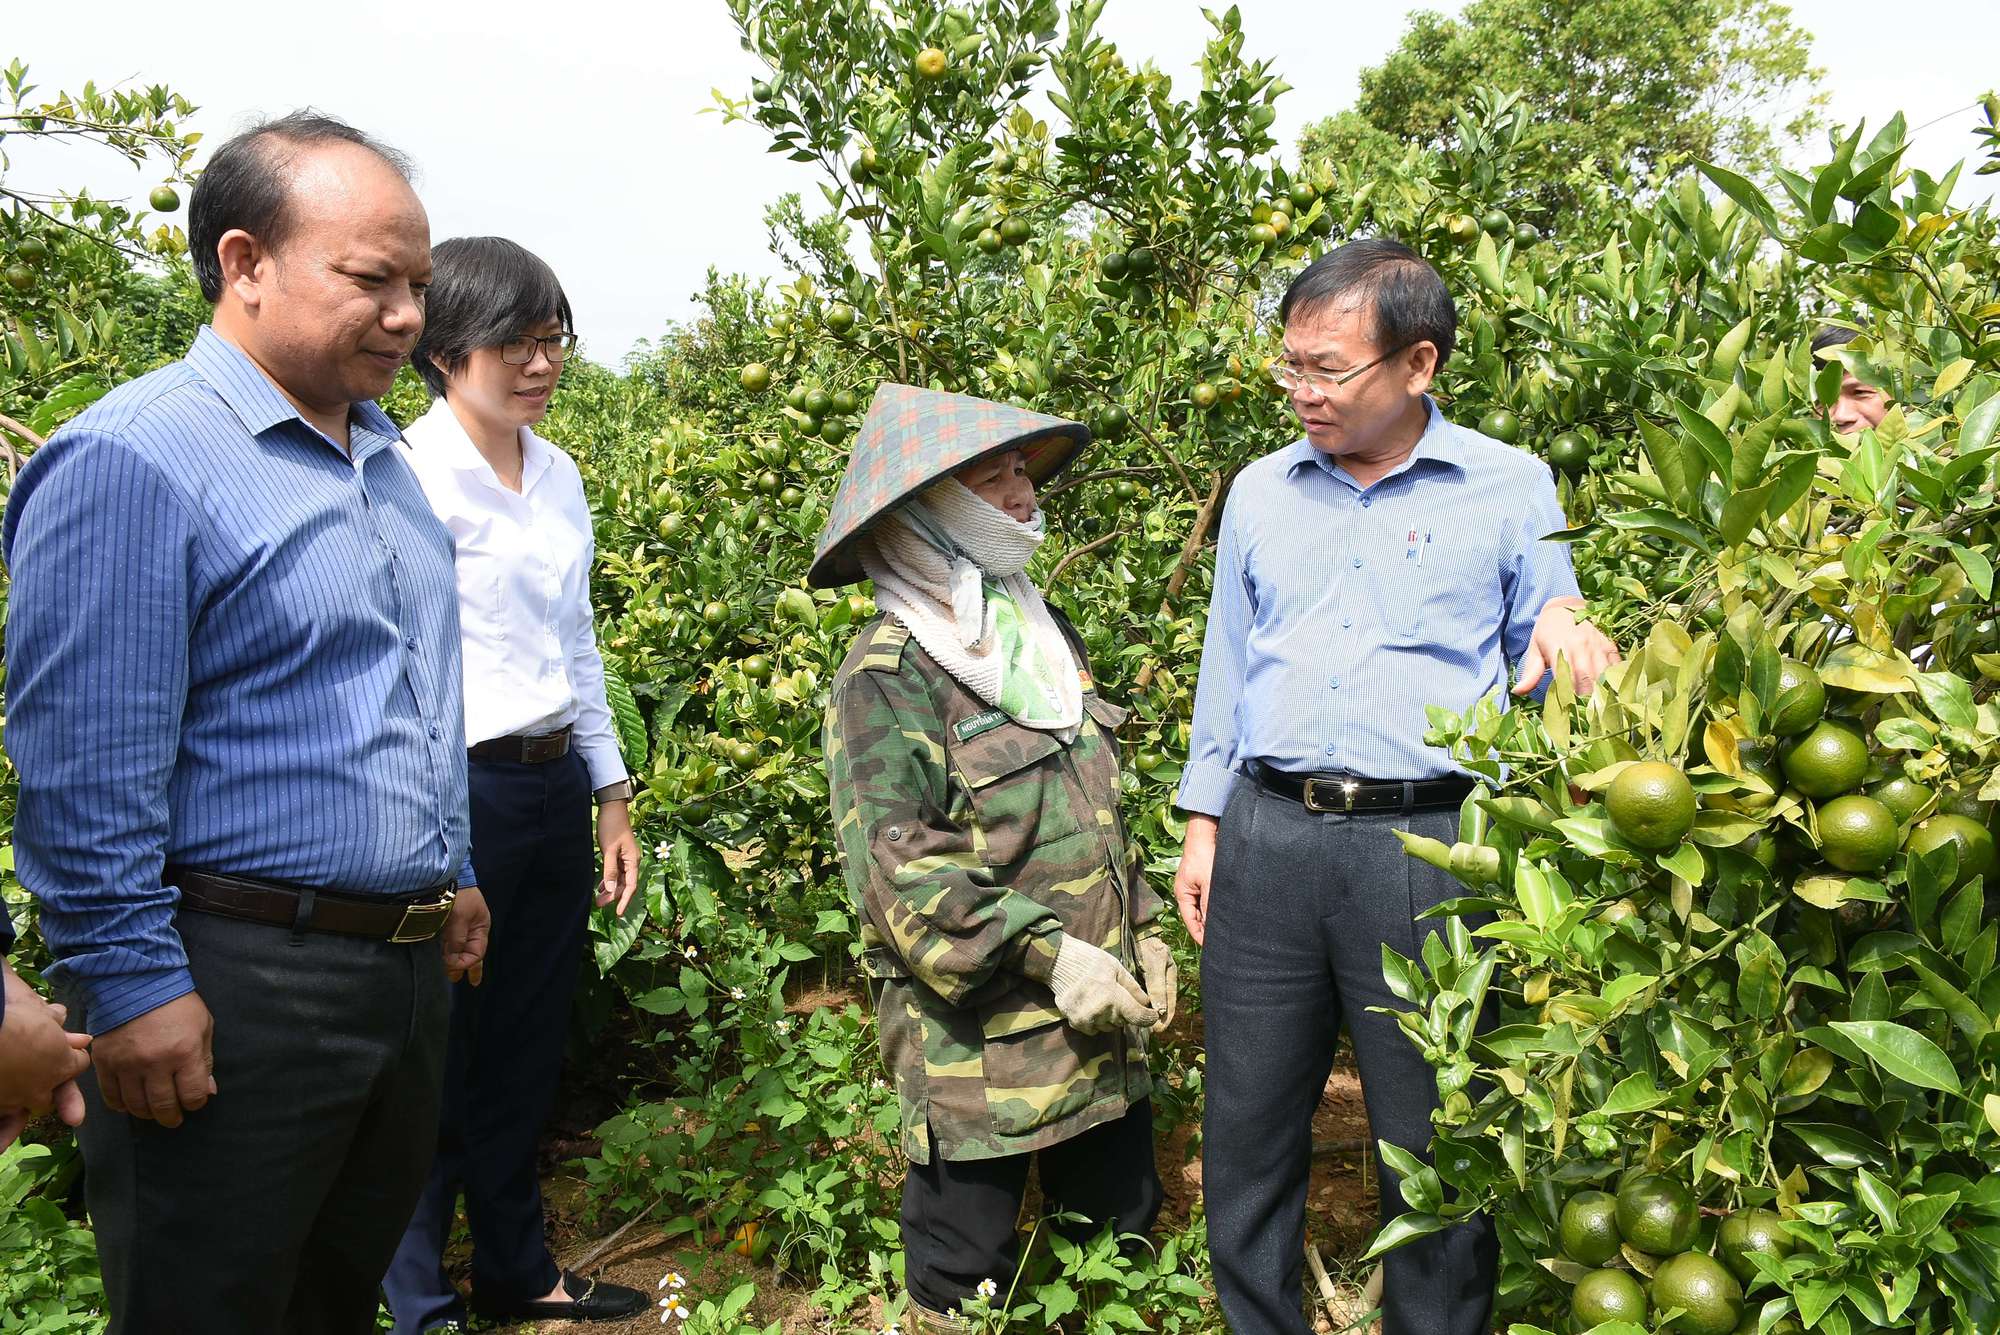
[815,384,1172,1333]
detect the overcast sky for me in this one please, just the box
[8,1,1997,361]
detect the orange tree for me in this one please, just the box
[1378,106,2000,1334]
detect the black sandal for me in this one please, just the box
[468,1269,649,1321]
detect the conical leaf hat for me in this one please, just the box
[808,382,1092,588]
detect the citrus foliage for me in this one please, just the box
[0,61,202,443]
[1386,111,2000,1333]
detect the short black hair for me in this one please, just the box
[1810,325,1861,355]
[411,236,574,398]
[1279,237,1457,371]
[188,110,414,303]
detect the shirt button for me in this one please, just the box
[886,826,903,842]
[1361,496,1373,508]
[1329,676,1342,689]
[405,637,418,651]
[428,724,441,741]
[1352,556,1363,568]
[1342,617,1353,629]
[1325,744,1338,756]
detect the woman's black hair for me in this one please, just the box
[411,236,574,397]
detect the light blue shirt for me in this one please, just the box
[1177,398,1580,817]
[3,327,473,1033]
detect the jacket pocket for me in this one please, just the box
[978,997,1101,1137]
[949,721,1085,867]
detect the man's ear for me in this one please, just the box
[1405,340,1440,393]
[215,229,266,308]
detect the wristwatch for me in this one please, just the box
[593,778,634,803]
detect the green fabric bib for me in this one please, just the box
[987,582,1072,722]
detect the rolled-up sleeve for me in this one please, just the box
[1500,469,1583,696]
[3,430,199,1033]
[1177,497,1252,818]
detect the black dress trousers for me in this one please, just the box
[1201,781,1498,1335]
[69,906,450,1335]
[382,749,595,1331]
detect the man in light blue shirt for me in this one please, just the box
[1175,239,1616,1335]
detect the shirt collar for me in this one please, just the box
[1284,395,1465,487]
[185,326,401,453]
[415,397,557,494]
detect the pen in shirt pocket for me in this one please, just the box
[1418,530,1431,566]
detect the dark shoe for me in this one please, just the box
[468,1270,649,1321]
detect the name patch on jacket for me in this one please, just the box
[955,709,1009,742]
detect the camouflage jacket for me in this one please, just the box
[824,613,1163,1163]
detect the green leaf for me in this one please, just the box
[1912,671,1978,731]
[602,663,650,772]
[1657,843,1705,882]
[1826,1020,1962,1093]
[1783,1121,1886,1167]
[1363,1211,1444,1259]
[591,891,648,975]
[1944,547,1992,599]
[1698,161,1780,236]
[1719,481,1777,546]
[1601,1071,1671,1115]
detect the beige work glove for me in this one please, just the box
[1049,934,1158,1035]
[1136,934,1177,1033]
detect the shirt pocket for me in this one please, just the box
[948,721,1084,868]
[1370,537,1498,642]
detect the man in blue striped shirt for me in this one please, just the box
[1174,240,1617,1335]
[4,113,487,1333]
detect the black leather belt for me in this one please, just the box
[469,724,572,765]
[1249,762,1476,814]
[169,867,456,943]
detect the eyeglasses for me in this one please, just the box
[1267,343,1411,397]
[499,332,578,365]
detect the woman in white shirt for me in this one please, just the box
[382,237,646,1329]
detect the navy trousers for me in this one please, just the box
[1201,781,1498,1335]
[382,750,594,1333]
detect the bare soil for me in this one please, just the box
[463,1001,1384,1334]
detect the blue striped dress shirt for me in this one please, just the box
[1177,398,1580,817]
[2,327,472,1033]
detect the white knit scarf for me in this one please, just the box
[858,480,1084,732]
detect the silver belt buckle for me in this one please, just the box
[389,891,455,943]
[1303,778,1360,813]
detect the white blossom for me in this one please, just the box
[977,1278,999,1299]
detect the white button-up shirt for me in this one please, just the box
[401,399,625,789]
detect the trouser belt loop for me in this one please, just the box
[1402,780,1415,814]
[289,887,317,946]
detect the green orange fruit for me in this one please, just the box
[1815,795,1899,872]
[1548,431,1591,475]
[1770,659,1827,737]
[1650,1251,1743,1335]
[1559,1191,1623,1266]
[1479,409,1522,444]
[1779,722,1868,799]
[1571,1268,1648,1328]
[1905,813,1997,887]
[1615,1174,1698,1255]
[1606,762,1698,850]
[1716,1208,1793,1284]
